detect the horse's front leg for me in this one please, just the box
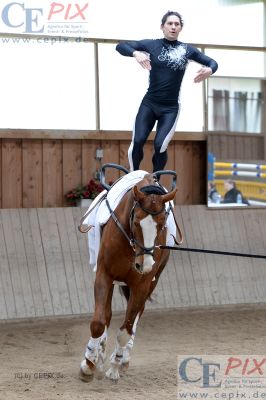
[105,312,140,381]
[117,269,163,373]
[106,285,149,381]
[80,270,113,382]
[119,310,141,373]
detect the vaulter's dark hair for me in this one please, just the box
[161,11,184,28]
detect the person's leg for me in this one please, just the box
[128,103,156,171]
[152,109,179,172]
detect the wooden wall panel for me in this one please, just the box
[1,205,266,320]
[0,210,16,318]
[192,142,206,204]
[101,140,120,184]
[81,140,99,185]
[119,141,130,171]
[227,136,236,160]
[62,140,82,205]
[43,140,63,207]
[243,137,253,159]
[220,135,228,160]
[174,141,193,204]
[22,140,43,208]
[208,133,264,161]
[0,139,2,208]
[161,142,175,191]
[235,135,245,159]
[140,142,154,173]
[2,140,22,208]
[0,132,261,208]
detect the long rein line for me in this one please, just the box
[158,243,266,260]
[157,196,266,260]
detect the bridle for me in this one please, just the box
[105,184,183,259]
[130,199,170,258]
[106,197,167,259]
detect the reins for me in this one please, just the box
[158,243,266,259]
[105,197,134,247]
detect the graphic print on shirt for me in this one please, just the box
[158,43,187,71]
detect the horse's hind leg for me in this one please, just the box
[80,272,113,382]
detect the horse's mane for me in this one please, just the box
[139,185,167,196]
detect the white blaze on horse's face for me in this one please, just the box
[139,215,157,273]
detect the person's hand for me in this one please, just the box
[133,51,151,70]
[194,66,212,83]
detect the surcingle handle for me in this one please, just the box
[153,170,177,191]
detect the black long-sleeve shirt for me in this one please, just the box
[116,38,218,106]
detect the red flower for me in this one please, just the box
[65,179,104,203]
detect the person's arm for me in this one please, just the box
[188,46,218,83]
[116,40,152,70]
[116,40,148,56]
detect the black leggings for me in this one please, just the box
[128,100,179,172]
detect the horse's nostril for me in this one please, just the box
[135,263,143,273]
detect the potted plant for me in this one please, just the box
[65,179,104,207]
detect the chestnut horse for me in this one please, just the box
[79,171,178,382]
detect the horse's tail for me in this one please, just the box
[119,285,130,302]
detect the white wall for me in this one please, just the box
[0,0,264,130]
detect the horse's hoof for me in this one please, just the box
[79,359,94,383]
[105,367,120,381]
[79,368,94,383]
[94,373,105,380]
[94,368,105,380]
[120,361,129,373]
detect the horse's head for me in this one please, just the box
[130,178,177,274]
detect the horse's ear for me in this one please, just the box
[161,188,177,203]
[133,185,145,201]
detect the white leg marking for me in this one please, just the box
[106,314,140,380]
[82,326,107,380]
[106,329,131,381]
[121,313,140,367]
[117,329,131,347]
